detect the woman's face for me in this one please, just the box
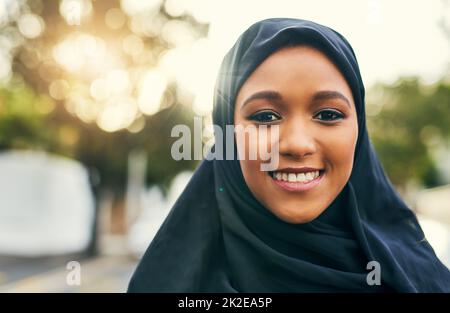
[234,45,358,224]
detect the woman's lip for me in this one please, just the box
[275,167,322,173]
[268,171,325,192]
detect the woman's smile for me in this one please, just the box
[267,167,325,192]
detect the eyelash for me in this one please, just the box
[248,109,345,124]
[313,109,345,122]
[248,110,281,123]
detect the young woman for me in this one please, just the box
[128,18,450,292]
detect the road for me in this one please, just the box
[0,255,138,293]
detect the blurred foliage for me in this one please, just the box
[0,79,198,194]
[0,0,205,197]
[367,77,450,189]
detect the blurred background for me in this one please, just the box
[0,0,448,292]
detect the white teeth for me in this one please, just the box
[288,173,296,182]
[297,173,306,182]
[272,170,321,183]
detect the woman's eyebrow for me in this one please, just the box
[241,90,283,107]
[311,90,351,108]
[241,90,351,108]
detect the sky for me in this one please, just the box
[207,0,449,84]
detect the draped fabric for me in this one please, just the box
[128,18,450,292]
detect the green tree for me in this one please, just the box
[367,77,450,189]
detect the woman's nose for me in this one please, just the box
[278,120,317,159]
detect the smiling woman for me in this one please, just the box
[234,45,358,224]
[128,18,450,292]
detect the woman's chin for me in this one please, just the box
[267,206,324,224]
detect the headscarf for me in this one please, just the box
[128,18,450,292]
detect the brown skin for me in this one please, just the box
[234,45,358,224]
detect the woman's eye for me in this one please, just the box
[249,111,281,123]
[314,109,344,122]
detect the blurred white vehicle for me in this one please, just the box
[0,150,95,256]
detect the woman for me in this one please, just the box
[128,18,450,292]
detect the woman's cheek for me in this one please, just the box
[327,127,357,177]
[235,127,260,180]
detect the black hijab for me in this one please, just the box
[128,18,450,292]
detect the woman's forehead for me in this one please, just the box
[235,45,355,107]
